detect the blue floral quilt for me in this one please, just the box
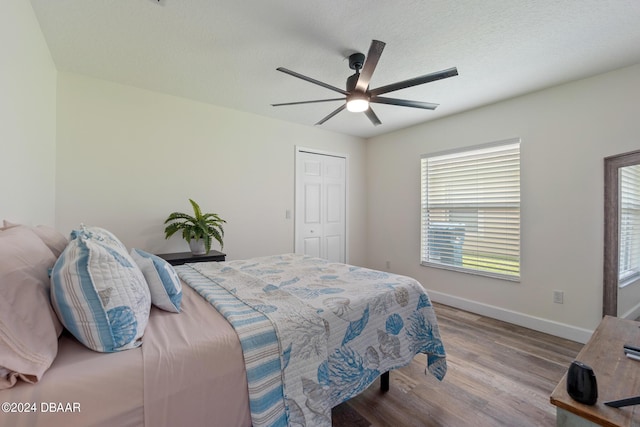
[175,254,446,427]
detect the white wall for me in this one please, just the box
[0,0,56,225]
[55,73,368,264]
[619,282,640,319]
[366,63,640,342]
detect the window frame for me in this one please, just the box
[603,149,640,316]
[618,164,640,286]
[420,138,521,281]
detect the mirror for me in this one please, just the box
[603,149,640,317]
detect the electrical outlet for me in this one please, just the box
[553,290,564,304]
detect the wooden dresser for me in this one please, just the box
[551,316,640,426]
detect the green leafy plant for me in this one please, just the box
[164,199,225,254]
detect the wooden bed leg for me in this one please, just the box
[381,371,390,392]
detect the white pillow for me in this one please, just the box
[50,227,151,352]
[130,249,182,313]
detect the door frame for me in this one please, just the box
[294,146,349,263]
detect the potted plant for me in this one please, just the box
[164,199,226,255]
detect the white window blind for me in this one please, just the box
[421,139,521,280]
[619,164,640,285]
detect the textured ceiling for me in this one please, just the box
[29,0,640,138]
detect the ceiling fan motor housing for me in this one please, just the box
[348,52,365,71]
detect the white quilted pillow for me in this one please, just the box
[50,227,151,352]
[130,248,182,313]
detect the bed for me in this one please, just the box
[0,223,446,427]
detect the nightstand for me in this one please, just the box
[156,250,226,266]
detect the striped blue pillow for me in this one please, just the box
[130,249,182,313]
[50,227,151,353]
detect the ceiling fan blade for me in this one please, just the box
[364,106,382,126]
[276,67,349,95]
[369,67,458,96]
[370,96,439,110]
[355,40,385,92]
[271,98,345,107]
[316,104,346,125]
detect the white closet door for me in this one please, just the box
[295,150,346,263]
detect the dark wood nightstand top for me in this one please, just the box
[156,250,226,266]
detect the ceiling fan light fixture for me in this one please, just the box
[273,40,458,126]
[346,94,369,112]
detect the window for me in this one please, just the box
[619,164,640,285]
[421,139,521,280]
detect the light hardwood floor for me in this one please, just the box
[341,303,584,427]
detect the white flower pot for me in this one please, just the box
[189,239,206,255]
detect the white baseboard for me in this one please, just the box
[427,290,593,344]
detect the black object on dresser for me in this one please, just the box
[156,250,226,266]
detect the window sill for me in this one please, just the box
[619,275,640,289]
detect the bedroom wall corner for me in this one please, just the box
[54,73,368,265]
[0,0,57,226]
[364,62,640,338]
